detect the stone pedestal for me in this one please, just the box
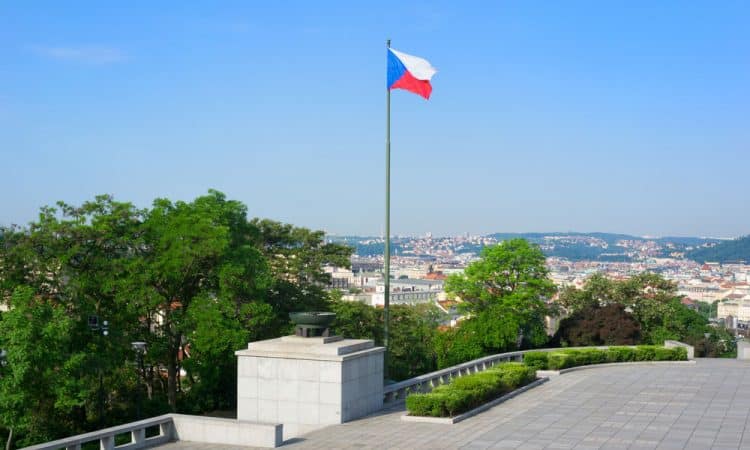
[236,335,385,440]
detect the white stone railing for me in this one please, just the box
[19,413,283,450]
[664,340,695,359]
[383,350,525,404]
[20,415,173,450]
[382,341,693,405]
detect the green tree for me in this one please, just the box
[557,273,617,313]
[387,304,441,380]
[434,326,484,369]
[0,287,77,447]
[557,273,723,348]
[695,300,717,320]
[446,239,556,314]
[124,191,269,410]
[328,298,443,380]
[442,239,554,361]
[249,219,352,335]
[0,190,361,444]
[329,298,383,343]
[0,197,146,439]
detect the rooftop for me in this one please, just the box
[160,359,750,449]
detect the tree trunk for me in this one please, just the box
[167,353,177,411]
[145,366,154,400]
[5,427,12,450]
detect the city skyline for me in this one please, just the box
[2,2,749,237]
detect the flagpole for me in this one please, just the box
[384,38,391,378]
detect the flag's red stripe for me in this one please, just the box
[390,70,432,100]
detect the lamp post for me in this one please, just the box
[89,315,109,427]
[0,349,11,450]
[704,332,711,357]
[131,342,147,420]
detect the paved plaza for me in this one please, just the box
[162,359,750,449]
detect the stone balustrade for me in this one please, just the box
[383,351,525,404]
[664,340,695,360]
[20,415,173,450]
[19,414,283,450]
[382,341,694,406]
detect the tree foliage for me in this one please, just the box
[328,299,442,381]
[554,303,641,347]
[438,240,555,368]
[0,287,75,447]
[556,272,730,350]
[249,219,351,335]
[0,191,353,447]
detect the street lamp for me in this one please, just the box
[131,342,147,420]
[89,315,110,427]
[704,332,712,357]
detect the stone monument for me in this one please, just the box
[235,312,385,440]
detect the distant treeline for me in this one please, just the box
[687,235,750,264]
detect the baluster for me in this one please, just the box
[398,387,407,399]
[160,421,173,439]
[131,427,146,446]
[100,435,115,450]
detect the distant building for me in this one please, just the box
[371,278,445,307]
[324,266,354,290]
[718,295,750,321]
[423,271,447,281]
[681,297,698,311]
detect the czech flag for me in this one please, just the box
[387,48,437,100]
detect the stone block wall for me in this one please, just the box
[236,336,384,441]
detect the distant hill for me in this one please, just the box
[487,232,639,245]
[330,232,729,262]
[687,235,750,264]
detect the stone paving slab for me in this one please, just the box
[159,359,750,449]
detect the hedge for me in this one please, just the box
[405,362,536,417]
[523,345,688,371]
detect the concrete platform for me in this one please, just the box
[161,359,750,449]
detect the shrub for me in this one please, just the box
[634,345,657,361]
[528,345,687,371]
[653,346,685,361]
[671,346,688,360]
[547,352,575,370]
[405,363,536,417]
[523,351,549,370]
[451,371,506,401]
[574,348,607,365]
[406,392,446,417]
[607,346,636,362]
[495,363,536,387]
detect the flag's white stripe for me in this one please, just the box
[390,48,437,81]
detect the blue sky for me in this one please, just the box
[1,1,748,237]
